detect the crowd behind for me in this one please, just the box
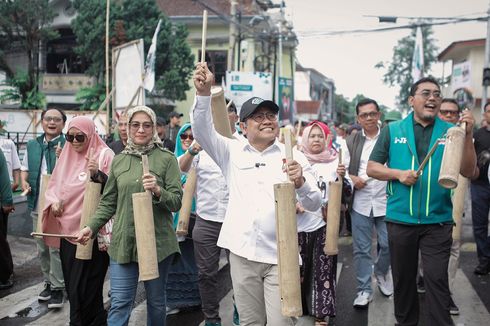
[0,65,489,326]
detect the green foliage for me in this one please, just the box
[72,0,195,101]
[375,26,438,111]
[0,0,57,106]
[335,93,391,124]
[75,84,106,111]
[0,71,46,109]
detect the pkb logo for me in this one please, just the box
[394,137,407,144]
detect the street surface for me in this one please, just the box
[1,199,489,325]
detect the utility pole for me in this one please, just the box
[482,1,490,114]
[228,0,238,71]
[275,1,284,107]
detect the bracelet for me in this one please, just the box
[187,148,198,156]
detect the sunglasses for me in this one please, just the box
[180,134,194,141]
[66,134,86,143]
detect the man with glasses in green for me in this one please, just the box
[21,108,66,309]
[367,77,476,325]
[192,63,322,325]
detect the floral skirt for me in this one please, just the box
[298,225,337,319]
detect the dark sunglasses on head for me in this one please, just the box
[66,134,86,143]
[180,134,194,141]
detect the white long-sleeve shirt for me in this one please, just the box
[192,95,322,264]
[342,129,387,217]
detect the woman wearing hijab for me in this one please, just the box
[297,121,353,326]
[75,106,183,326]
[43,116,114,325]
[165,123,202,315]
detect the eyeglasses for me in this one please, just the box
[249,112,277,123]
[439,109,459,116]
[358,112,379,120]
[129,122,153,131]
[415,90,442,100]
[66,134,86,143]
[180,134,194,141]
[43,116,63,123]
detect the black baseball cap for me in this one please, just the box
[239,97,279,122]
[168,111,183,119]
[156,117,166,126]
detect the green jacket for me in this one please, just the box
[0,151,13,206]
[26,134,65,210]
[386,113,453,224]
[88,147,182,264]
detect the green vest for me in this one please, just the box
[386,113,453,224]
[26,134,65,210]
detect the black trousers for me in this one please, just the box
[60,239,109,326]
[0,209,13,283]
[387,222,453,326]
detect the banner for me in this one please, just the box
[411,27,424,82]
[451,61,472,92]
[225,71,273,115]
[278,77,294,125]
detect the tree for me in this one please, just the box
[335,93,391,124]
[375,26,438,111]
[72,0,195,102]
[0,0,57,108]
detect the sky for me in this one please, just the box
[283,0,489,110]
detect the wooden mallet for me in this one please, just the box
[273,128,302,317]
[132,155,159,281]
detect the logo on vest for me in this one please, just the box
[394,137,407,144]
[251,98,264,105]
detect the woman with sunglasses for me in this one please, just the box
[75,106,183,325]
[165,123,202,315]
[42,116,114,325]
[297,121,352,326]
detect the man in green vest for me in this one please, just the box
[367,77,476,326]
[21,108,66,309]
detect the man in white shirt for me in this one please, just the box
[344,98,392,308]
[192,63,322,325]
[0,138,21,191]
[179,99,241,326]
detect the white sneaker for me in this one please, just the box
[353,291,373,308]
[376,271,393,297]
[165,307,180,315]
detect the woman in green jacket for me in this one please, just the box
[76,106,182,326]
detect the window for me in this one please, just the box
[199,50,228,85]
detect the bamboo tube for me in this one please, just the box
[176,167,197,236]
[324,149,343,256]
[76,149,101,260]
[211,86,233,138]
[452,175,468,241]
[439,123,466,189]
[201,10,208,63]
[36,174,51,233]
[132,155,159,281]
[273,127,302,316]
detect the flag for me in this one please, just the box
[143,19,162,92]
[411,26,424,82]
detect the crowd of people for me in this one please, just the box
[0,63,489,326]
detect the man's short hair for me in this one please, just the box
[355,98,379,115]
[441,98,461,111]
[484,101,490,112]
[409,77,440,97]
[41,108,67,123]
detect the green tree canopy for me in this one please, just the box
[72,0,195,101]
[0,0,57,108]
[375,26,438,111]
[335,93,391,124]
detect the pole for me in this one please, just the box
[228,0,238,71]
[276,1,284,107]
[482,1,490,114]
[105,0,110,135]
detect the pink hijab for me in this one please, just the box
[43,117,114,247]
[300,121,337,164]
